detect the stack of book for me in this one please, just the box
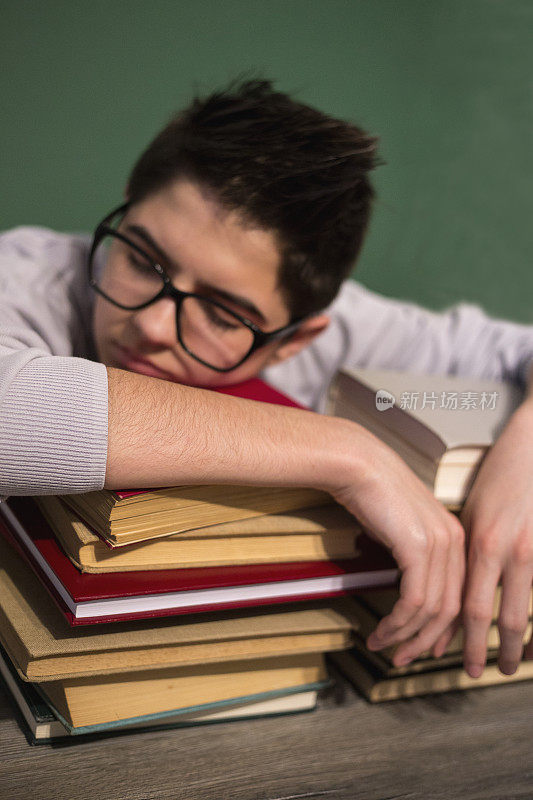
[330,587,533,701]
[327,367,533,699]
[0,377,398,743]
[2,369,529,740]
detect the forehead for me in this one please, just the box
[125,179,290,325]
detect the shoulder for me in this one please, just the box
[0,225,91,281]
[326,277,422,319]
[0,225,95,357]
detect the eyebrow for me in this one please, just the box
[124,223,266,324]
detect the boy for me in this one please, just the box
[1,79,532,680]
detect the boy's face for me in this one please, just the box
[92,179,329,388]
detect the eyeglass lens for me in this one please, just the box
[92,234,255,370]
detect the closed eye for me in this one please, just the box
[198,298,242,330]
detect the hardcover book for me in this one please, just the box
[0,532,357,682]
[34,495,362,572]
[327,367,522,508]
[36,652,327,730]
[0,497,398,625]
[0,644,326,743]
[331,648,533,702]
[331,586,533,701]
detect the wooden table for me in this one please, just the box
[0,665,531,800]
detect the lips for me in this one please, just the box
[114,345,176,381]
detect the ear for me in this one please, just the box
[264,314,330,367]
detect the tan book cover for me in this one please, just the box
[36,496,362,572]
[343,598,532,673]
[63,484,330,545]
[326,367,522,507]
[331,648,533,702]
[39,652,326,729]
[0,535,355,682]
[344,589,532,675]
[332,587,533,699]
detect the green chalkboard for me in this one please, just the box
[1,1,532,322]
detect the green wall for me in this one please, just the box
[2,0,532,322]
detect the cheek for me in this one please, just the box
[208,345,279,387]
[91,299,122,360]
[182,346,274,389]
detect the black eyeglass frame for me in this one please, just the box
[87,202,311,373]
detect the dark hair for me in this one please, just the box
[126,79,379,319]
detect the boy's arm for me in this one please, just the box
[367,378,533,678]
[264,281,533,677]
[0,297,465,669]
[454,378,533,676]
[104,364,466,670]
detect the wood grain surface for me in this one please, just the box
[0,667,531,800]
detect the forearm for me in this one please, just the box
[104,366,373,493]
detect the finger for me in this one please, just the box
[432,540,468,660]
[462,550,501,678]
[431,616,463,659]
[393,526,465,665]
[524,587,533,660]
[497,566,533,675]
[524,623,533,661]
[369,527,449,652]
[366,542,430,650]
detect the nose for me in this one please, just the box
[129,295,178,349]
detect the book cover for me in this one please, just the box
[34,495,362,572]
[0,534,356,682]
[330,647,533,702]
[326,367,522,506]
[0,644,327,743]
[0,498,398,625]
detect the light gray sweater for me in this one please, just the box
[1,225,532,500]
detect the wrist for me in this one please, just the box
[313,414,383,495]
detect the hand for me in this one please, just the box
[434,397,533,678]
[330,430,466,668]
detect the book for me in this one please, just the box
[326,367,522,508]
[35,495,362,572]
[62,377,329,546]
[331,648,533,702]
[36,652,327,730]
[63,485,330,546]
[343,590,532,676]
[0,532,356,682]
[0,497,398,625]
[331,586,533,701]
[0,644,324,743]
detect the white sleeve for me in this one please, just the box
[261,280,533,411]
[0,228,109,499]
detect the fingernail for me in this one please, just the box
[466,663,483,678]
[396,655,412,666]
[499,661,517,676]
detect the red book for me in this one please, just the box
[0,498,399,626]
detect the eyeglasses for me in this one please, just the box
[87,202,309,372]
